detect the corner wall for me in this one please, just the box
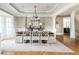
[56,16,63,35]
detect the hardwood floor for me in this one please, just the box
[56,35,79,55]
[2,35,79,55]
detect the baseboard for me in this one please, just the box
[56,33,64,35]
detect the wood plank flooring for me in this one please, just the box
[1,35,79,55]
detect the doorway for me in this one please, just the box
[63,17,70,36]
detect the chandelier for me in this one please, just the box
[28,6,44,30]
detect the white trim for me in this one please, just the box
[56,33,64,35]
[52,4,77,16]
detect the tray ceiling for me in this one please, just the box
[0,3,78,16]
[10,3,57,13]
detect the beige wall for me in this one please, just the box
[14,16,64,34]
[14,16,53,31]
[75,19,79,38]
[75,19,79,31]
[56,16,63,34]
[14,17,26,28]
[27,17,53,31]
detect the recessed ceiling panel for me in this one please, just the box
[10,3,57,13]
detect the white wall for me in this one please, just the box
[70,11,75,39]
[0,34,1,54]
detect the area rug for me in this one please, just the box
[1,40,74,53]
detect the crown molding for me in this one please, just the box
[9,3,51,14]
[9,3,72,16]
[9,3,53,17]
[0,3,77,17]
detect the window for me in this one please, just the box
[63,17,70,28]
[6,17,16,38]
[0,14,15,40]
